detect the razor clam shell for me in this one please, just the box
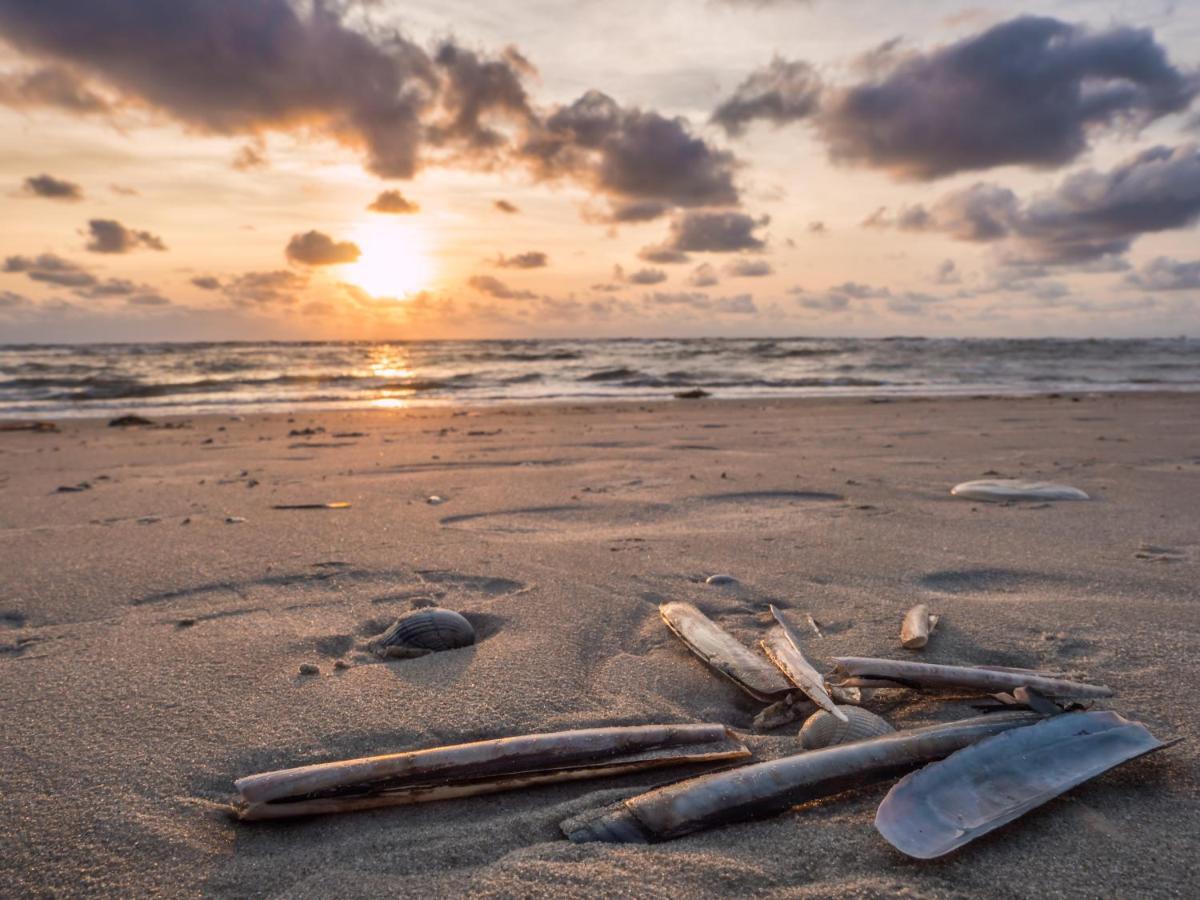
[659,601,792,701]
[753,693,817,731]
[798,706,895,750]
[900,604,933,649]
[236,723,750,820]
[562,712,1044,843]
[762,606,845,721]
[876,711,1172,858]
[372,608,475,654]
[831,657,1113,698]
[950,479,1089,502]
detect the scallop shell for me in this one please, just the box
[373,608,475,654]
[798,706,895,750]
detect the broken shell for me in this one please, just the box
[900,604,937,649]
[798,706,895,750]
[372,608,475,655]
[950,479,1089,502]
[705,574,738,586]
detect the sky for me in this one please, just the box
[0,0,1198,342]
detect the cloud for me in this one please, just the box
[900,144,1200,264]
[85,219,166,253]
[628,267,667,285]
[644,290,757,315]
[368,190,420,214]
[231,143,267,171]
[711,57,822,136]
[468,274,536,299]
[808,221,826,234]
[0,289,30,309]
[0,64,111,114]
[726,258,773,277]
[494,199,519,213]
[664,210,767,252]
[285,230,360,266]
[793,280,890,311]
[22,173,81,200]
[3,253,96,287]
[78,277,139,297]
[933,259,961,285]
[126,292,171,307]
[688,263,719,287]
[0,0,438,179]
[819,16,1197,180]
[495,251,547,269]
[523,90,739,219]
[1126,257,1200,291]
[190,275,221,290]
[221,270,308,305]
[638,245,690,264]
[428,42,537,153]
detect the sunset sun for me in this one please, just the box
[342,220,434,298]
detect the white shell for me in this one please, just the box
[950,479,1089,502]
[704,574,738,586]
[798,706,895,750]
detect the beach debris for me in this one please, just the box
[288,426,325,437]
[900,604,938,649]
[674,389,710,399]
[950,479,1089,502]
[225,516,246,524]
[798,706,895,750]
[875,711,1174,859]
[108,414,154,427]
[753,693,816,731]
[56,482,91,493]
[234,723,750,821]
[426,495,446,505]
[371,608,476,658]
[830,657,1113,699]
[761,605,844,720]
[0,421,58,432]
[298,663,321,676]
[805,614,824,637]
[333,659,351,670]
[562,712,1043,843]
[271,502,352,510]
[659,601,792,702]
[704,574,738,586]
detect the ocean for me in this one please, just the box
[1,337,1197,418]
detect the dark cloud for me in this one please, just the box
[495,251,547,269]
[726,258,773,277]
[368,190,420,213]
[901,144,1200,264]
[3,253,95,288]
[285,230,360,266]
[85,219,166,253]
[711,57,822,136]
[468,274,536,300]
[523,90,739,219]
[22,173,81,200]
[0,64,111,114]
[222,270,308,305]
[820,16,1197,180]
[664,210,767,252]
[688,263,719,287]
[494,199,519,213]
[807,221,826,234]
[79,277,139,297]
[793,280,890,311]
[190,276,221,290]
[933,259,961,285]
[231,143,267,171]
[126,292,170,307]
[638,245,690,264]
[0,289,29,309]
[644,290,757,315]
[628,267,667,285]
[428,42,536,153]
[1126,257,1200,291]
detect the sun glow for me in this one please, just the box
[342,220,434,299]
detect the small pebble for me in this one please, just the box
[333,660,350,670]
[705,574,738,586]
[176,618,196,629]
[298,663,320,675]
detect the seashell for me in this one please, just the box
[704,574,738,586]
[900,603,938,649]
[950,479,1089,502]
[798,705,895,750]
[372,608,475,655]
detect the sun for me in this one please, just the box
[341,219,434,298]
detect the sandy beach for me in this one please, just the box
[2,392,1197,898]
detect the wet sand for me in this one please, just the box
[1,393,1197,897]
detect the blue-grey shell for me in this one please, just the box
[374,609,475,653]
[798,705,895,750]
